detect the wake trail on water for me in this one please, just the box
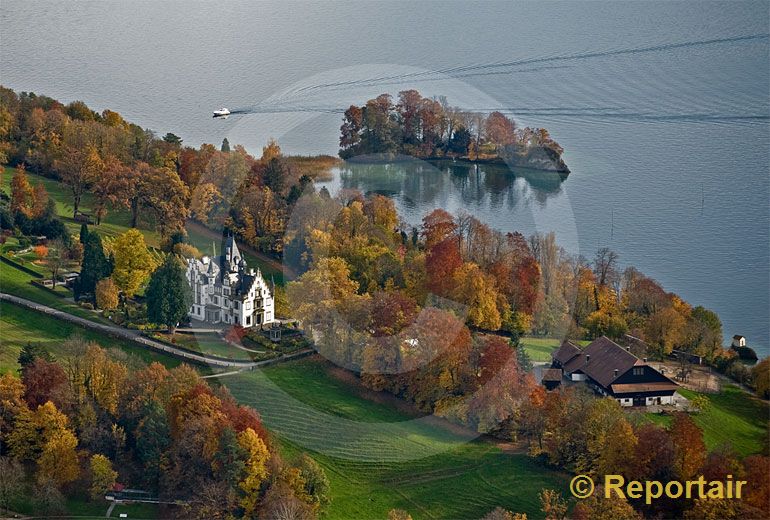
[284,33,769,95]
[224,33,769,125]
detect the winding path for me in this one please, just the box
[0,293,312,369]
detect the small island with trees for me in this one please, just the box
[339,89,570,173]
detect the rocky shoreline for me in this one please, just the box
[344,146,570,174]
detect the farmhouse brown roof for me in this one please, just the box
[563,336,640,388]
[552,340,581,365]
[541,368,563,382]
[610,382,679,394]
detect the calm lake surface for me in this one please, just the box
[1,0,768,355]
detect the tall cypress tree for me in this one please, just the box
[79,223,89,245]
[75,232,111,300]
[146,255,192,333]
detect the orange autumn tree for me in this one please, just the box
[10,166,34,216]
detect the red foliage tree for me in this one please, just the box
[369,291,419,337]
[21,358,73,412]
[669,412,706,480]
[425,237,462,297]
[421,209,457,248]
[476,335,513,386]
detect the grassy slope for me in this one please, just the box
[645,385,768,457]
[0,300,183,374]
[223,359,567,520]
[0,259,118,323]
[152,331,255,361]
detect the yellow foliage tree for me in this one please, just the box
[66,344,128,415]
[111,229,157,297]
[237,428,270,516]
[452,262,502,330]
[261,138,282,163]
[95,277,119,310]
[37,429,79,486]
[89,454,118,499]
[8,401,70,461]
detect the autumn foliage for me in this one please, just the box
[0,341,330,519]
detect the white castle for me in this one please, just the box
[185,236,275,328]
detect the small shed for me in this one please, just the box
[541,368,563,390]
[731,335,746,348]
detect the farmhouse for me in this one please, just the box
[547,336,678,407]
[185,236,274,328]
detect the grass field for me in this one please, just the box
[222,358,568,519]
[151,331,257,361]
[520,337,590,362]
[0,259,117,323]
[9,494,159,520]
[644,385,768,457]
[0,300,184,374]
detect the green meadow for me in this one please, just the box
[0,300,184,374]
[645,385,768,458]
[519,336,590,362]
[223,358,568,520]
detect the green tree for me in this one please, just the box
[76,231,112,300]
[211,427,247,488]
[79,222,89,245]
[295,453,331,509]
[17,344,53,373]
[163,133,183,145]
[221,138,230,152]
[263,157,287,195]
[146,255,192,334]
[514,339,533,372]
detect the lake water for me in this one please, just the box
[1,0,768,355]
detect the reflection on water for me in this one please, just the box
[318,159,568,232]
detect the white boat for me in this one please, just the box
[213,107,230,117]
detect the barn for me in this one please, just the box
[545,336,679,407]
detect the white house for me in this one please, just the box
[185,236,274,328]
[731,335,746,348]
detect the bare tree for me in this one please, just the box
[46,239,68,288]
[593,247,619,286]
[0,457,25,516]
